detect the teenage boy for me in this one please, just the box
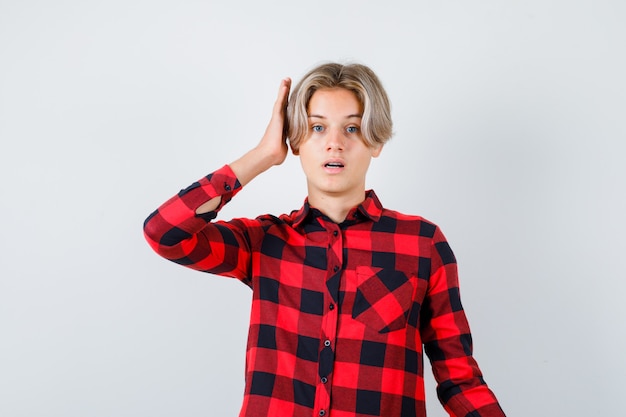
[144,63,506,417]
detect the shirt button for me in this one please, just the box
[333,230,338,237]
[329,304,335,310]
[321,376,328,384]
[333,265,339,272]
[324,340,331,347]
[319,410,326,416]
[224,183,231,191]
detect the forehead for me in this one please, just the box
[307,88,362,115]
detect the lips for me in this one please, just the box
[324,159,345,168]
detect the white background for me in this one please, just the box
[1,1,625,416]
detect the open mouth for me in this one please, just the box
[324,162,344,168]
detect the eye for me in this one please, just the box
[312,125,324,133]
[346,126,360,134]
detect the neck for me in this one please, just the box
[307,190,366,223]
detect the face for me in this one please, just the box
[298,88,383,205]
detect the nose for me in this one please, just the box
[325,128,345,151]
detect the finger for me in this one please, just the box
[280,77,291,97]
[274,77,291,114]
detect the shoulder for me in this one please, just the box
[227,206,302,232]
[378,207,442,238]
[253,210,301,231]
[256,210,295,224]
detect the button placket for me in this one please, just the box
[315,221,341,417]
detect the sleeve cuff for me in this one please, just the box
[176,164,243,218]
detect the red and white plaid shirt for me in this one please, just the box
[144,165,505,417]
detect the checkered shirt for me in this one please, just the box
[144,165,505,417]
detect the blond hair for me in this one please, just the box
[286,62,393,154]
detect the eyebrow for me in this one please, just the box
[308,114,362,119]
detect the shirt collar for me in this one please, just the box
[292,190,383,228]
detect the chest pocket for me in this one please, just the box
[352,266,417,333]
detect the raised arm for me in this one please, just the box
[144,77,292,280]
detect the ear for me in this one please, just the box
[287,136,300,155]
[371,143,383,158]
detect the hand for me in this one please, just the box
[197,78,293,214]
[257,77,291,166]
[227,78,292,188]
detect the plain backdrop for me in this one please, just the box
[1,1,625,416]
